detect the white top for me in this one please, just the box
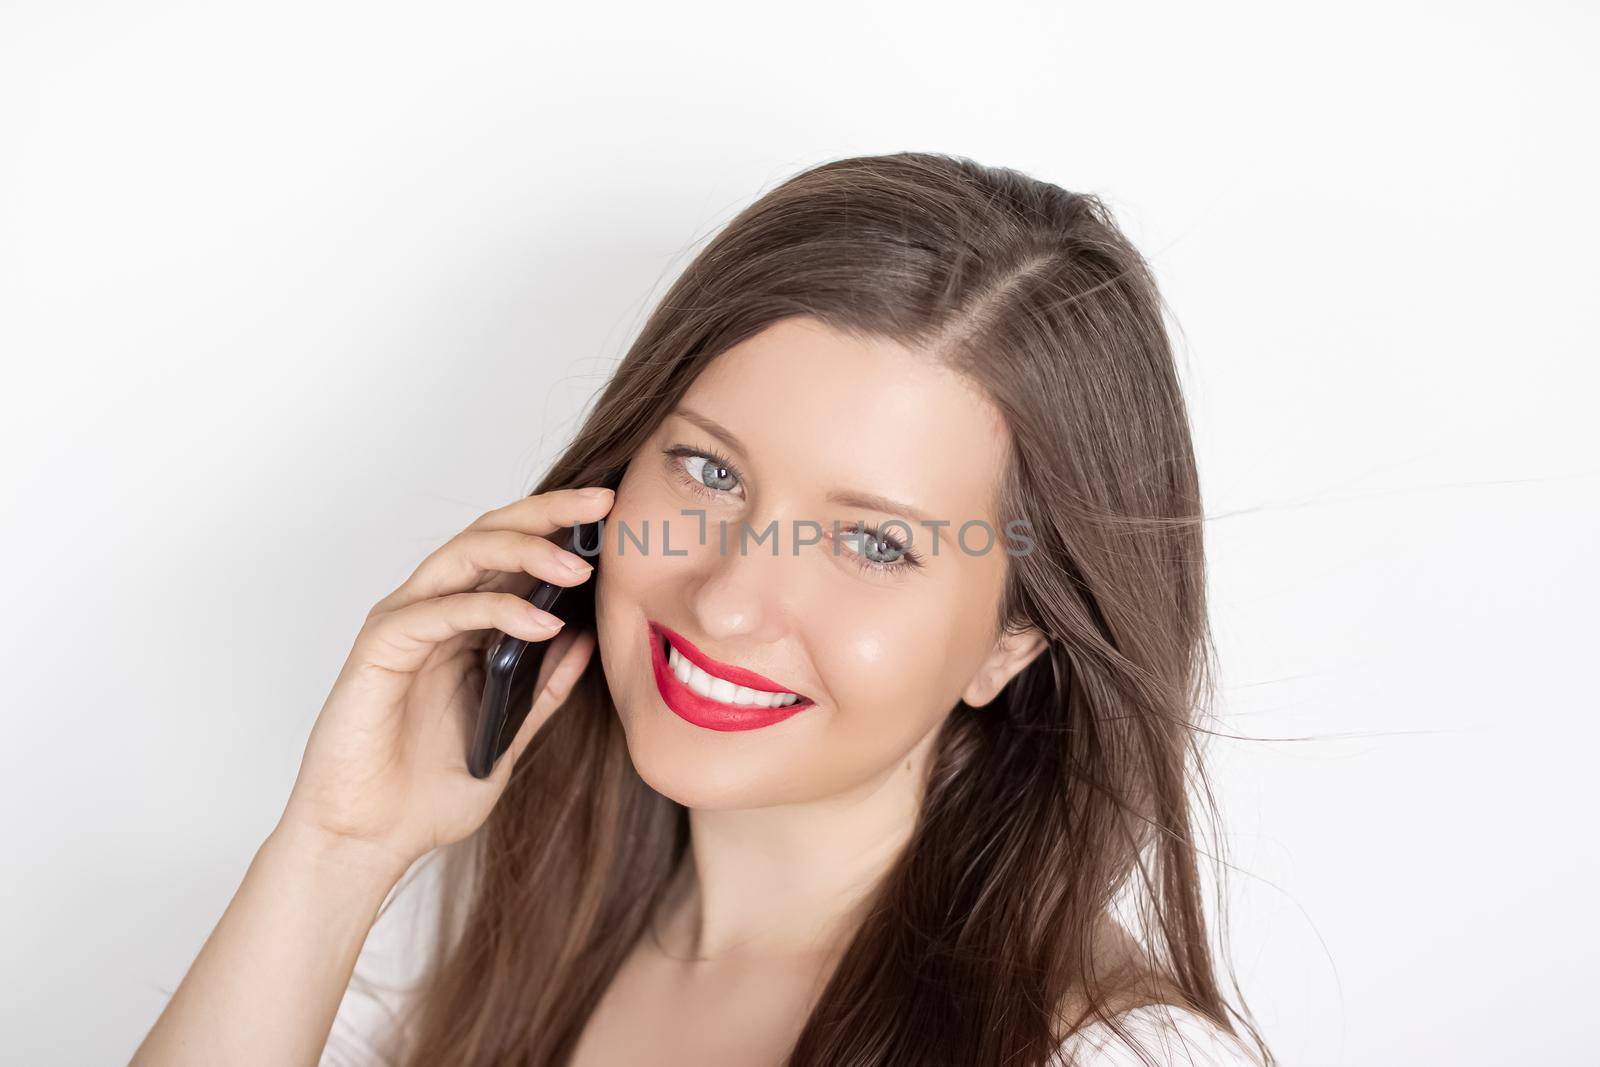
[324,995,1259,1066]
[324,973,1261,1066]
[320,855,1263,1067]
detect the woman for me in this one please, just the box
[131,152,1273,1066]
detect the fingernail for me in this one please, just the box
[528,606,564,629]
[578,486,613,498]
[557,550,593,575]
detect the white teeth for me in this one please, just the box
[666,642,801,707]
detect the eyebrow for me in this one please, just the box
[671,406,945,536]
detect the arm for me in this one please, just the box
[128,823,410,1067]
[128,486,611,1065]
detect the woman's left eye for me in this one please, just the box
[837,524,923,575]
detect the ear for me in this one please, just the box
[961,625,1049,709]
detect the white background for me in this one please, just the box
[3,2,1595,1063]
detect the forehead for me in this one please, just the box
[676,317,1011,526]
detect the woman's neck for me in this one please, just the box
[651,726,940,962]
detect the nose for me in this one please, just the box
[682,518,801,646]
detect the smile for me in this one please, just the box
[647,620,814,731]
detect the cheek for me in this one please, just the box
[806,553,1008,758]
[592,476,660,664]
[806,598,969,750]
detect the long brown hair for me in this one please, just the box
[391,151,1272,1066]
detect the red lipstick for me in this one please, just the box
[647,620,814,731]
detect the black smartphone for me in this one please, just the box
[467,519,603,779]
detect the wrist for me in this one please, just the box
[263,819,416,893]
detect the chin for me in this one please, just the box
[614,702,820,811]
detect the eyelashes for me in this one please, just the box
[659,443,924,575]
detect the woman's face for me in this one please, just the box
[593,316,1043,810]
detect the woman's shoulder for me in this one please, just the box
[1051,1003,1265,1067]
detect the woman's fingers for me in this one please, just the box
[355,589,565,677]
[380,527,594,613]
[371,487,612,615]
[465,485,614,537]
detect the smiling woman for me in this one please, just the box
[592,318,1054,820]
[131,151,1272,1067]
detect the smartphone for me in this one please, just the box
[467,519,603,779]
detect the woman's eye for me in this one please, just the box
[685,455,740,492]
[662,445,744,498]
[660,445,922,576]
[838,525,922,574]
[840,527,903,565]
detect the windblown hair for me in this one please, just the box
[392,151,1272,1066]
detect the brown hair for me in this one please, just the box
[392,151,1272,1066]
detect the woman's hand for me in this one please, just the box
[274,485,614,877]
[131,486,615,1067]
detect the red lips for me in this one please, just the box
[647,620,814,732]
